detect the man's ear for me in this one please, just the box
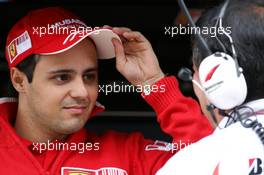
[10,67,28,93]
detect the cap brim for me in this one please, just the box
[37,28,120,59]
[89,29,120,59]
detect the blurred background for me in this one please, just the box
[0,0,220,142]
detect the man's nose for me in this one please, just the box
[70,77,89,98]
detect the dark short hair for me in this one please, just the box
[16,54,40,83]
[192,0,264,103]
[7,54,40,97]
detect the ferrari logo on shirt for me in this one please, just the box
[68,172,90,175]
[61,167,128,175]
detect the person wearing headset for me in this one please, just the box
[153,0,264,174]
[113,0,264,174]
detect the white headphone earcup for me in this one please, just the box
[198,52,247,110]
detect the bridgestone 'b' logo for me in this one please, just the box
[249,158,263,175]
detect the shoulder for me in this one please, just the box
[0,97,18,123]
[158,124,264,175]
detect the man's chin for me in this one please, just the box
[57,118,87,135]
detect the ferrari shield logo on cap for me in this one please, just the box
[9,42,17,59]
[7,31,32,64]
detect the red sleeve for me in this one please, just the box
[142,76,213,147]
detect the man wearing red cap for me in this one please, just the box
[1,7,212,174]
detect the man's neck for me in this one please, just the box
[14,107,67,144]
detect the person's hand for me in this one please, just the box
[111,27,165,87]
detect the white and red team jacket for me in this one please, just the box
[0,76,213,175]
[156,99,264,175]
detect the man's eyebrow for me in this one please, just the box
[47,67,98,74]
[83,68,98,73]
[47,69,75,74]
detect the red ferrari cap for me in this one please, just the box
[5,7,120,68]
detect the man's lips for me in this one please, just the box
[63,105,88,114]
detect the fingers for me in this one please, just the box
[113,27,146,43]
[122,31,146,42]
[112,27,132,35]
[111,38,126,68]
[102,25,112,29]
[112,27,132,43]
